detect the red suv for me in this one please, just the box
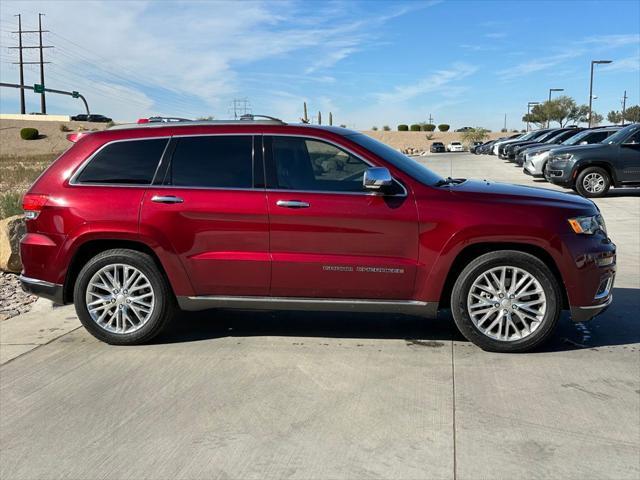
[20,118,616,352]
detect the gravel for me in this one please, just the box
[0,271,37,321]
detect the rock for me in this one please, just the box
[0,215,25,273]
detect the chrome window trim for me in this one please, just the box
[67,132,408,197]
[265,133,408,198]
[69,136,172,187]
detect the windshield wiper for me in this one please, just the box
[435,177,466,187]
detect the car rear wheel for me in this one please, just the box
[73,249,175,345]
[451,251,561,352]
[575,167,610,198]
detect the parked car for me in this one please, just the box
[545,123,640,197]
[490,133,526,155]
[72,114,112,123]
[447,141,464,152]
[455,127,474,132]
[504,128,578,163]
[523,126,621,178]
[476,138,504,155]
[20,118,615,352]
[514,128,585,166]
[430,142,446,153]
[497,128,556,158]
[469,141,484,153]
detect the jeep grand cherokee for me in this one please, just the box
[20,117,616,352]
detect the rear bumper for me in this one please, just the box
[19,275,64,305]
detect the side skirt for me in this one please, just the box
[177,295,439,317]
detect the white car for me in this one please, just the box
[447,142,464,152]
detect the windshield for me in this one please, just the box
[605,124,640,144]
[518,130,544,141]
[562,129,594,145]
[347,133,444,186]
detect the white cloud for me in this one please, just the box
[375,63,478,103]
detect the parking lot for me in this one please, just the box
[1,152,638,479]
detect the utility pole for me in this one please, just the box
[588,60,612,127]
[329,112,333,126]
[303,102,308,123]
[10,13,53,114]
[428,113,433,124]
[503,113,507,132]
[13,15,26,114]
[621,90,627,126]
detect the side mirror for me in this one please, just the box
[363,167,393,191]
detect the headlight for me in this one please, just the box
[530,151,549,159]
[552,153,573,161]
[568,214,607,235]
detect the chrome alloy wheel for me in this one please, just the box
[467,266,546,342]
[85,263,155,334]
[583,172,605,194]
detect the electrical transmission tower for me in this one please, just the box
[9,13,53,114]
[229,98,251,119]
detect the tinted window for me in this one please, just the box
[271,137,368,192]
[347,133,443,186]
[76,138,167,184]
[585,131,609,143]
[168,136,253,188]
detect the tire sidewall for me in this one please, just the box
[74,250,169,345]
[451,251,561,353]
[576,167,610,198]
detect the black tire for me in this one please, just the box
[451,250,561,353]
[73,248,175,345]
[575,166,611,198]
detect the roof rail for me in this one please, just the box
[239,114,285,124]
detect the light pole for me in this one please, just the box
[547,88,563,127]
[527,101,540,131]
[588,60,612,127]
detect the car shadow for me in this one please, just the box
[153,287,639,352]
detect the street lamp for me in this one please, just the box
[527,101,540,132]
[547,88,564,127]
[588,60,612,127]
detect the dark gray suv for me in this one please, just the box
[545,124,640,197]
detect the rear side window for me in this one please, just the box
[76,139,167,184]
[586,131,609,143]
[167,136,253,188]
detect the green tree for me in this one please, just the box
[461,127,490,145]
[624,105,640,123]
[607,111,623,124]
[590,112,603,126]
[523,96,590,127]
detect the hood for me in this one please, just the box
[549,143,608,155]
[446,179,596,211]
[524,144,555,155]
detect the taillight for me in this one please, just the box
[137,118,150,123]
[22,194,49,220]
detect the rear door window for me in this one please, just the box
[76,138,168,184]
[165,136,253,188]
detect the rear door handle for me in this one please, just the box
[276,200,310,209]
[151,195,183,204]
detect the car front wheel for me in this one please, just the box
[73,249,175,345]
[451,251,561,352]
[575,166,611,198]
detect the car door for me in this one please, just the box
[617,130,640,183]
[264,135,420,300]
[140,134,270,296]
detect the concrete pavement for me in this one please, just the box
[1,152,638,479]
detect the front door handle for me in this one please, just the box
[151,195,184,204]
[276,200,310,209]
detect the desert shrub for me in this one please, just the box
[382,125,390,131]
[437,124,450,132]
[20,128,39,140]
[371,126,378,131]
[59,124,71,132]
[425,133,435,140]
[423,123,436,132]
[339,124,347,128]
[409,124,421,131]
[501,128,508,132]
[106,121,115,128]
[0,192,22,218]
[397,124,409,131]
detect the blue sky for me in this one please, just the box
[0,0,638,130]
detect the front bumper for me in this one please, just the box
[570,294,613,322]
[20,275,64,304]
[544,163,573,187]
